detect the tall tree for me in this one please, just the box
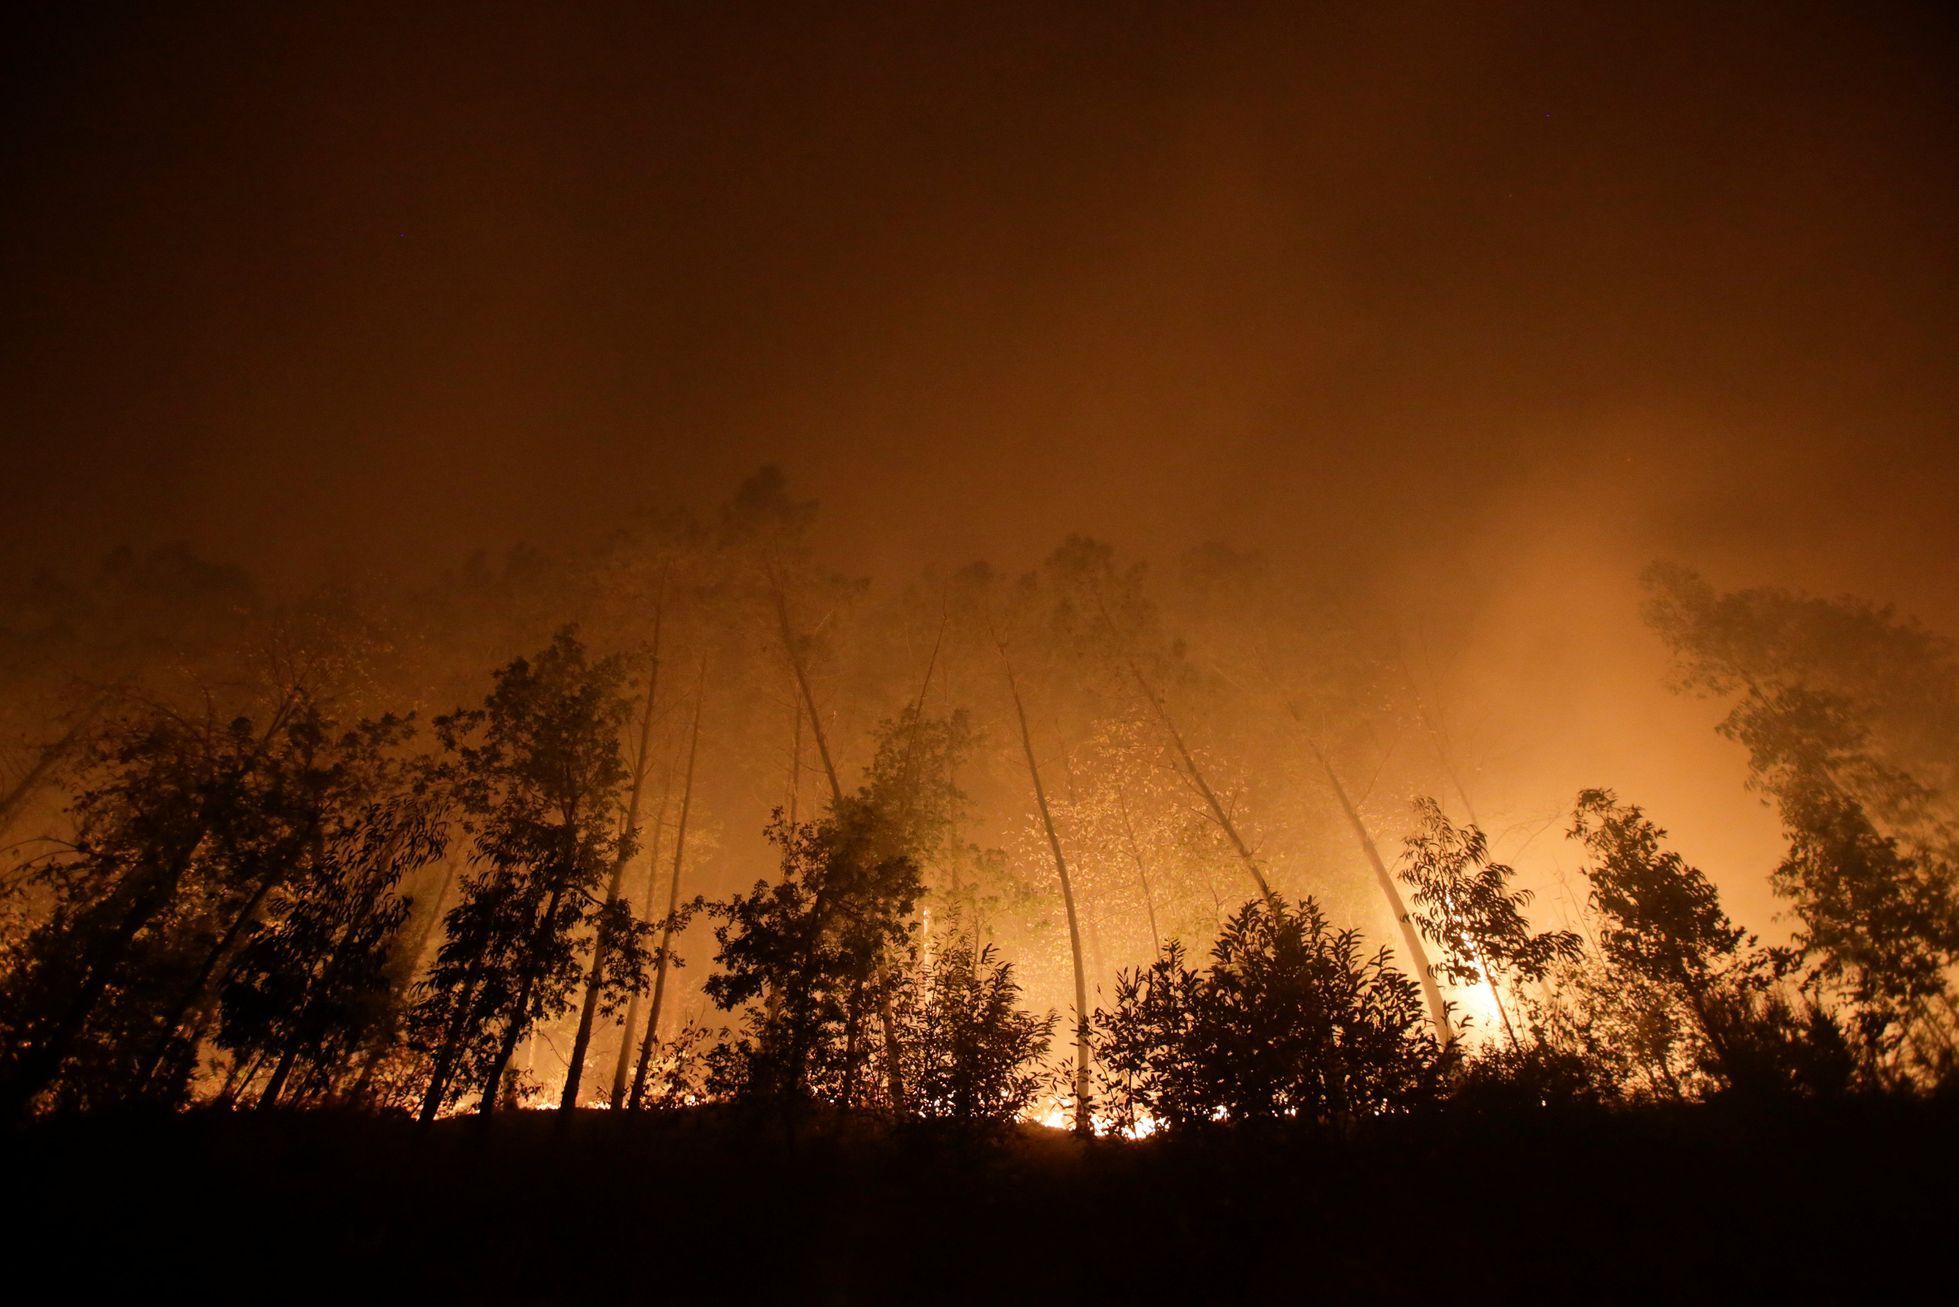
[1644,565,1959,1073]
[217,743,448,1108]
[561,626,665,1111]
[997,637,1093,1134]
[629,661,704,1110]
[706,800,922,1113]
[0,686,344,1115]
[410,631,648,1120]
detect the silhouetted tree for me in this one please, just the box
[1644,564,1959,1074]
[0,686,359,1114]
[1773,783,1957,1082]
[1097,895,1444,1133]
[706,800,922,1113]
[216,735,447,1107]
[1557,788,1860,1097]
[997,635,1093,1134]
[1398,798,1582,1049]
[893,935,1055,1127]
[410,631,652,1120]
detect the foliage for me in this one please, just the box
[407,629,650,1117]
[706,798,923,1109]
[0,689,410,1113]
[1642,567,1959,1087]
[1563,787,1872,1097]
[1096,895,1445,1133]
[1773,783,1959,1081]
[1397,797,1582,1042]
[893,935,1055,1126]
[215,731,447,1108]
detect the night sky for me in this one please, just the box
[4,3,1956,911]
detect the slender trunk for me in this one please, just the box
[348,857,456,1109]
[418,958,485,1124]
[1117,651,1276,907]
[258,1039,302,1109]
[878,988,906,1114]
[772,569,842,809]
[136,866,287,1091]
[998,642,1092,1135]
[1305,735,1454,1045]
[841,987,864,1108]
[631,668,703,1109]
[1395,651,1511,1048]
[1486,971,1520,1050]
[562,634,664,1112]
[610,785,671,1109]
[787,694,803,828]
[480,884,567,1115]
[217,1046,267,1109]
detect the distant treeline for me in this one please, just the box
[2,471,1955,1124]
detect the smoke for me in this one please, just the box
[3,2,1954,957]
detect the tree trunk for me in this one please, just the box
[480,883,567,1115]
[418,956,486,1124]
[1115,792,1162,956]
[771,569,843,809]
[609,784,671,1109]
[998,642,1093,1135]
[561,632,664,1112]
[1305,737,1454,1046]
[630,667,703,1109]
[135,863,289,1092]
[1119,650,1277,908]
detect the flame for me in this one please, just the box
[1024,1095,1157,1138]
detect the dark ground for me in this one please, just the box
[6,1099,1952,1303]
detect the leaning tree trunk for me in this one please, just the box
[998,642,1093,1135]
[480,883,568,1116]
[1300,730,1453,1045]
[561,630,664,1111]
[609,783,670,1109]
[1114,647,1278,911]
[417,952,486,1124]
[629,664,703,1109]
[1394,646,1512,1045]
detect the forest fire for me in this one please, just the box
[3,3,1956,1301]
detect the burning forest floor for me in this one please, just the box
[9,1098,1953,1302]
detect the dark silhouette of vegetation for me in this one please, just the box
[705,800,923,1113]
[409,631,656,1120]
[1397,797,1583,1049]
[1096,895,1445,1133]
[1,477,1953,1307]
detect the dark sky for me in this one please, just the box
[4,0,1955,925]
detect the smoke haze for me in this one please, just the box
[5,2,1956,937]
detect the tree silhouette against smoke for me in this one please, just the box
[1397,798,1583,1049]
[410,631,656,1120]
[1645,566,1959,1081]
